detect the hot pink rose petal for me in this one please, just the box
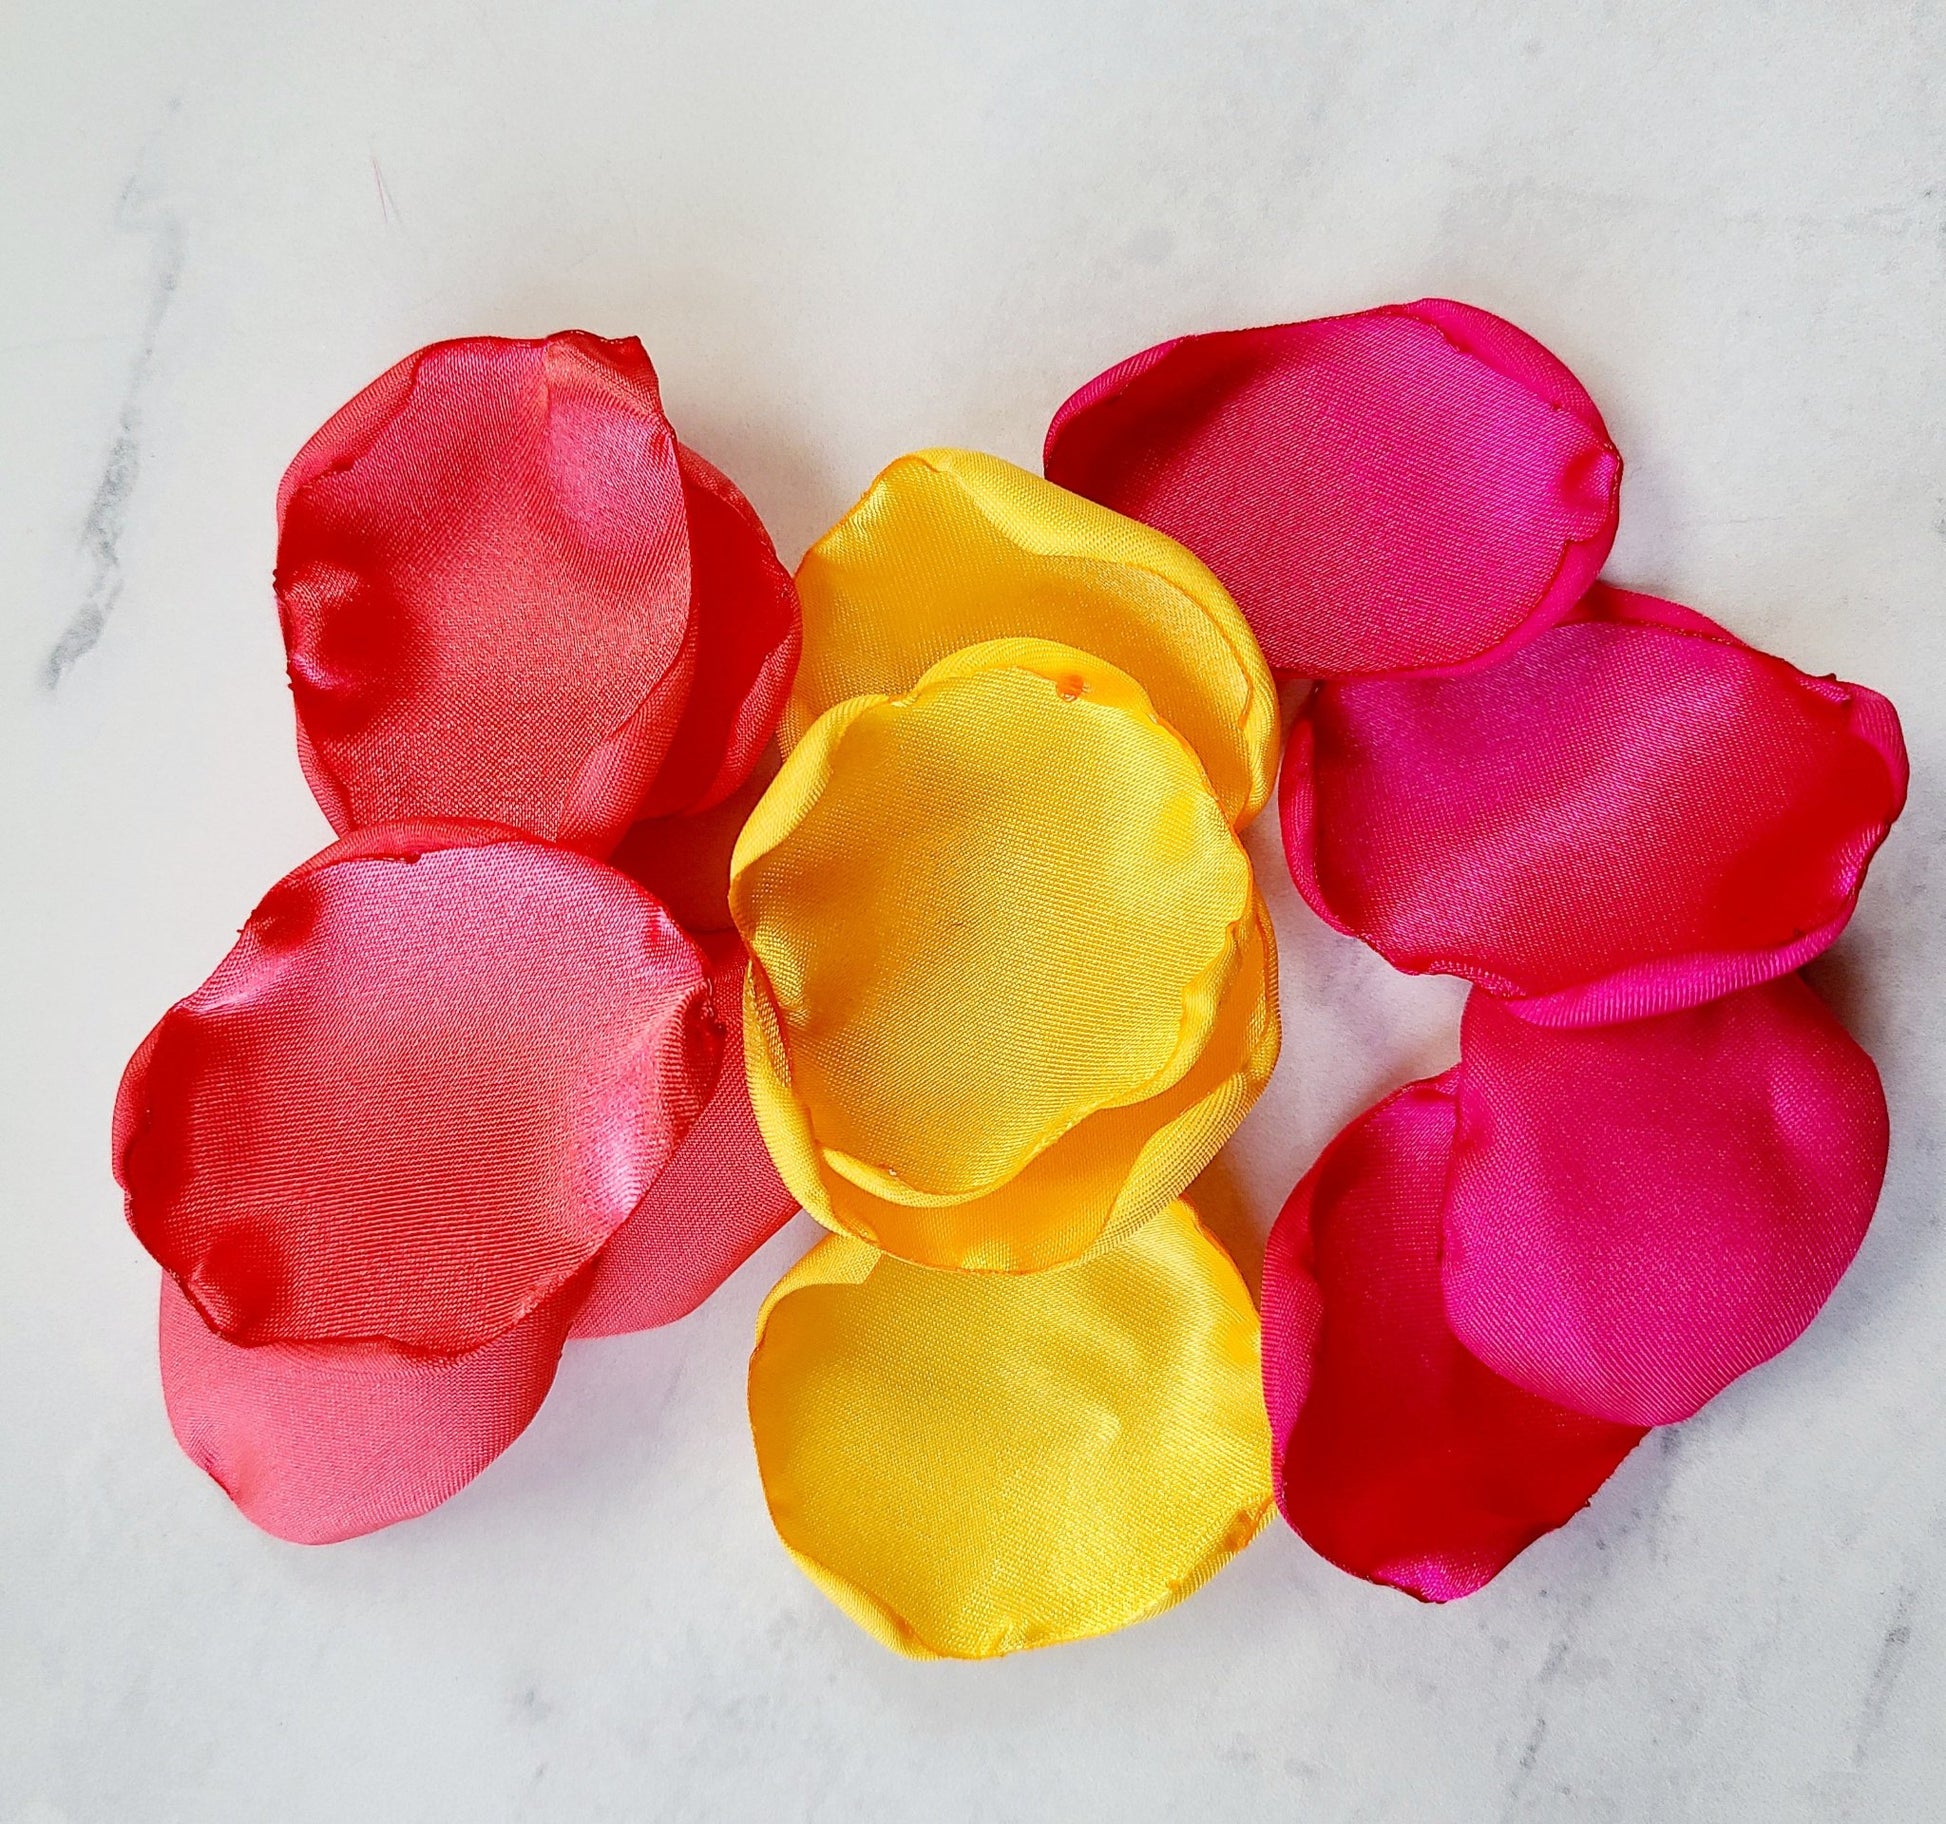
[1044,299,1620,678]
[1282,584,1908,1025]
[1264,1076,1645,1601]
[1442,980,1890,1427]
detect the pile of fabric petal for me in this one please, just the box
[116,302,1905,1657]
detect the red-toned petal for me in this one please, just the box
[1263,1077,1644,1601]
[1443,981,1889,1426]
[633,449,800,819]
[1282,585,1908,1024]
[609,745,780,936]
[572,934,801,1338]
[276,334,793,854]
[115,823,721,1354]
[158,1273,579,1545]
[1045,300,1620,678]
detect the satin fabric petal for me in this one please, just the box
[1263,1077,1645,1601]
[633,447,801,820]
[1044,300,1620,679]
[1282,584,1908,1024]
[731,638,1273,1272]
[158,1272,581,1546]
[571,933,801,1338]
[1443,981,1889,1427]
[609,746,780,936]
[747,1202,1269,1659]
[114,823,720,1354]
[275,334,797,853]
[786,447,1277,827]
[746,890,1276,1273]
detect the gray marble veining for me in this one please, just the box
[4,3,1943,1820]
[44,152,183,690]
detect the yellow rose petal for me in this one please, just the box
[732,639,1268,1270]
[744,886,1277,1270]
[748,1201,1271,1659]
[788,449,1278,828]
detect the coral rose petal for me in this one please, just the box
[1263,1077,1645,1601]
[115,823,721,1354]
[609,746,779,936]
[571,934,801,1338]
[1044,300,1620,678]
[788,447,1277,826]
[1442,981,1890,1426]
[1282,584,1908,1024]
[732,638,1269,1271]
[633,448,801,819]
[158,1273,580,1545]
[747,1203,1269,1658]
[276,334,796,853]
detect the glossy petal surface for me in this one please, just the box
[1443,981,1889,1426]
[732,639,1269,1271]
[572,934,801,1338]
[276,334,796,852]
[1283,585,1908,1024]
[610,746,780,936]
[1263,1078,1645,1600]
[116,824,720,1353]
[787,448,1276,826]
[1045,300,1620,678]
[748,1202,1269,1658]
[635,447,801,819]
[159,1274,579,1545]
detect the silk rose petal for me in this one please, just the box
[115,823,720,1354]
[1263,1078,1645,1601]
[634,448,802,820]
[748,1202,1268,1658]
[1443,981,1889,1427]
[786,447,1277,826]
[158,1273,583,1545]
[732,637,1276,1272]
[570,932,800,1338]
[114,823,735,1534]
[275,333,798,853]
[587,772,804,1335]
[1282,584,1908,1024]
[1044,300,1620,678]
[609,747,779,936]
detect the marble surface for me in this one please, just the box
[5,2,1944,1818]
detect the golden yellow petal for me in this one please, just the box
[788,449,1278,828]
[748,1201,1271,1659]
[742,889,1278,1271]
[732,639,1263,1269]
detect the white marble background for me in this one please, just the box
[4,2,1943,1818]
